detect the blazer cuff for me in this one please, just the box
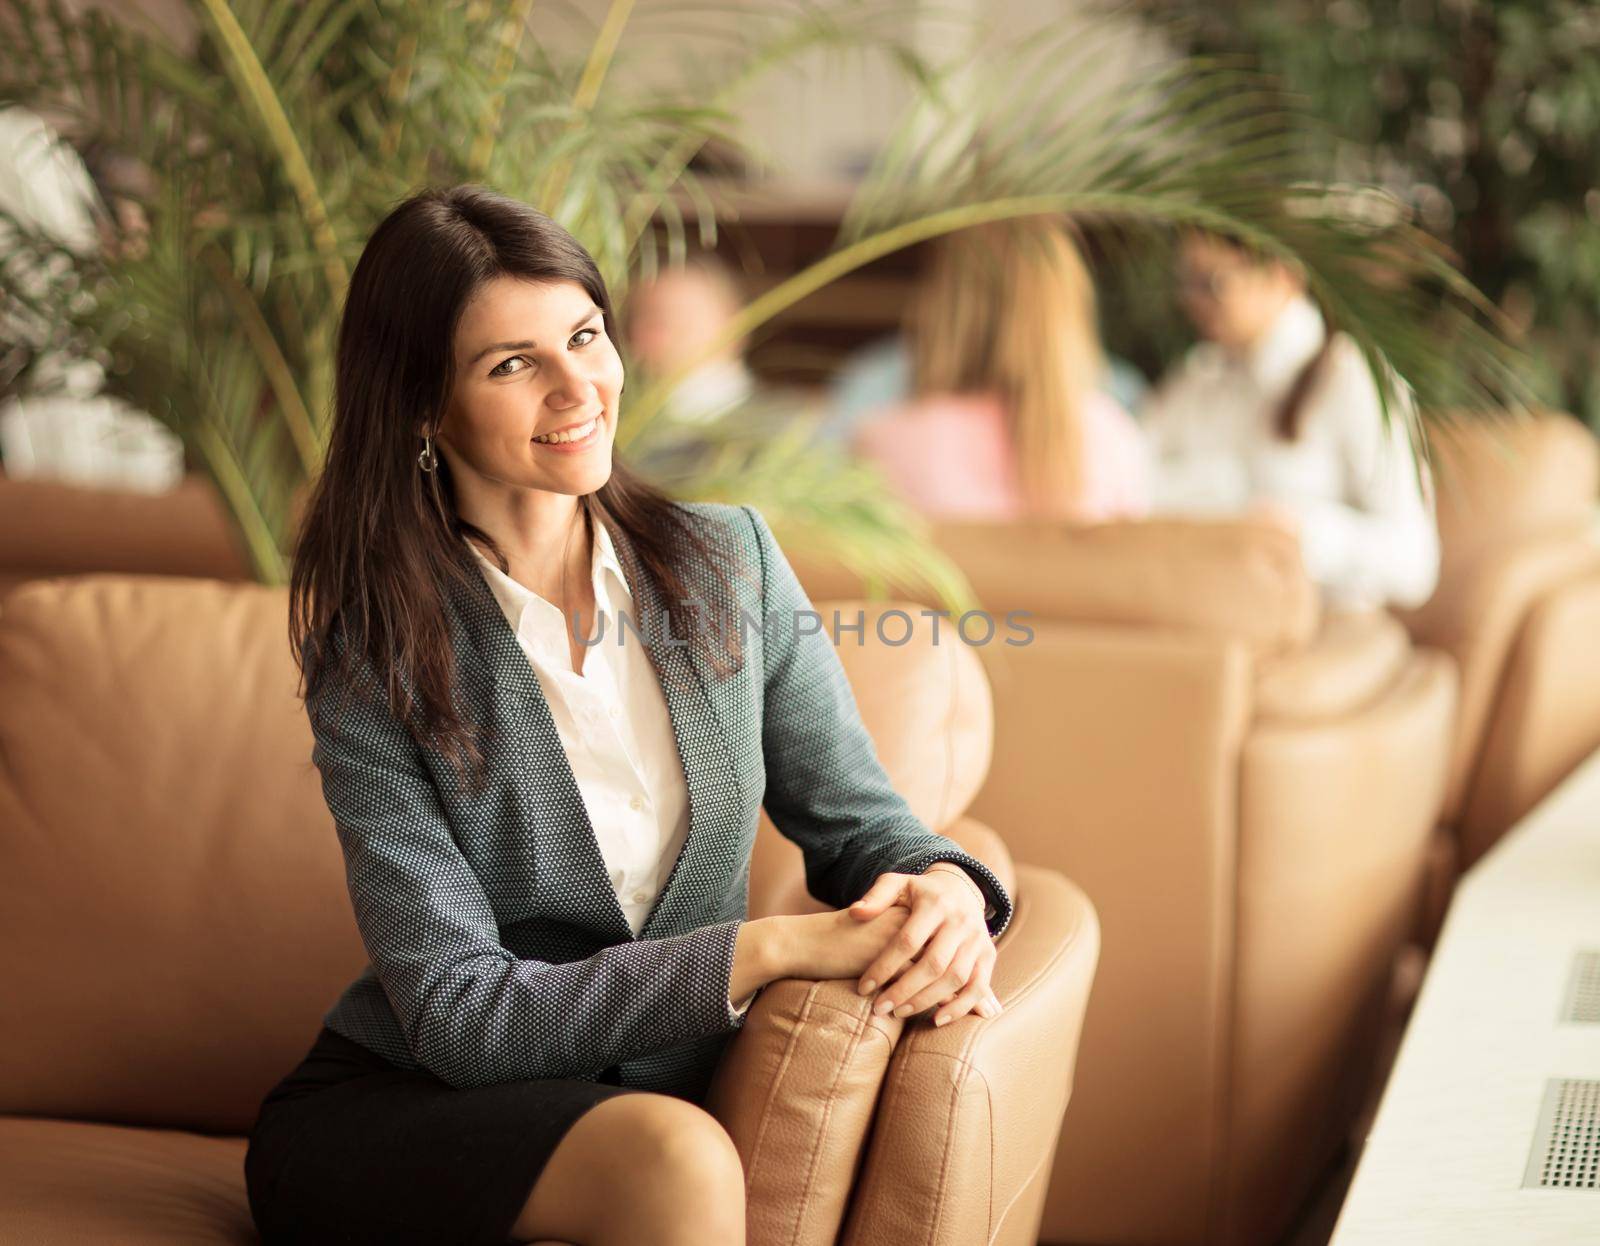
[716,918,756,1029]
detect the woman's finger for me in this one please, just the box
[933,975,990,1027]
[848,872,908,921]
[859,897,947,997]
[873,922,968,1018]
[893,936,980,1018]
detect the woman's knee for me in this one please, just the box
[514,1091,744,1241]
[590,1091,745,1191]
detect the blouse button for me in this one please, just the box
[628,795,644,812]
[609,705,621,719]
[631,889,651,904]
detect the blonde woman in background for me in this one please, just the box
[850,217,1149,522]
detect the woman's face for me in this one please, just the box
[1175,235,1297,351]
[436,275,622,500]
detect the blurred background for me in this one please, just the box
[2,4,1599,1246]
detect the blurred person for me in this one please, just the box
[818,325,1147,448]
[624,251,755,425]
[1142,230,1439,610]
[850,217,1149,522]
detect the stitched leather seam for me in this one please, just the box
[747,985,817,1206]
[989,1140,1054,1244]
[922,1046,963,1246]
[872,1029,915,1240]
[792,998,871,1246]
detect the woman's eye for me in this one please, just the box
[489,355,530,378]
[488,328,597,376]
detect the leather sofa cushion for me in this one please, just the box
[792,519,1319,656]
[0,576,364,1132]
[0,1115,253,1244]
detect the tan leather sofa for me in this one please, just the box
[0,576,1098,1246]
[1397,411,1600,874]
[793,520,1458,1246]
[0,473,251,597]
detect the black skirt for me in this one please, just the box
[244,1026,644,1245]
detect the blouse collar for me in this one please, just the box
[463,514,631,664]
[1243,294,1327,394]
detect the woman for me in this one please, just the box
[850,217,1149,523]
[1141,229,1440,610]
[243,185,1012,1246]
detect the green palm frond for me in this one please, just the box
[622,22,1532,449]
[0,1,1532,594]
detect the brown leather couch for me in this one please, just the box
[0,473,251,597]
[0,576,1099,1246]
[793,520,1459,1246]
[1397,411,1600,875]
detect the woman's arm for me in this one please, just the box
[309,644,774,1091]
[740,505,1014,939]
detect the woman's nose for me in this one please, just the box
[544,357,591,409]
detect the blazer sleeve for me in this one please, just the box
[741,505,1015,939]
[308,641,751,1091]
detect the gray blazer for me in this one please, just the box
[311,502,1013,1101]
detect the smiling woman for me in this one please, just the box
[250,185,1012,1246]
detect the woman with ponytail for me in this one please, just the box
[1142,229,1439,610]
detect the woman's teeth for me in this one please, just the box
[532,417,598,445]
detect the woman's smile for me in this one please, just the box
[531,412,604,452]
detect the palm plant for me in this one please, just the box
[0,0,1530,590]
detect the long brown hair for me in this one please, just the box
[289,185,740,793]
[905,217,1107,518]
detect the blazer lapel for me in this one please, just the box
[606,520,746,940]
[443,517,744,944]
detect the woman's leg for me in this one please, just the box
[508,1091,745,1245]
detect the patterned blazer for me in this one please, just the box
[310,502,1014,1101]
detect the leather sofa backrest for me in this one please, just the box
[0,475,250,589]
[0,577,994,1139]
[0,576,361,1133]
[792,519,1320,657]
[1422,410,1599,581]
[1399,412,1600,820]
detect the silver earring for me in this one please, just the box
[418,434,437,473]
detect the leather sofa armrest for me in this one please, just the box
[1396,528,1600,821]
[703,978,907,1246]
[840,864,1101,1246]
[1253,609,1412,724]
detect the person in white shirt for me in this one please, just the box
[1140,230,1440,611]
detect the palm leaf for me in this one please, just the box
[0,1,1532,593]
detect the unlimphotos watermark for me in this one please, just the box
[555,605,1035,649]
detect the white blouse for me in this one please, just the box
[1140,295,1440,611]
[466,519,757,1016]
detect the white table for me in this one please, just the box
[1332,748,1600,1244]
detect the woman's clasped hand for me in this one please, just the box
[832,870,1004,1030]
